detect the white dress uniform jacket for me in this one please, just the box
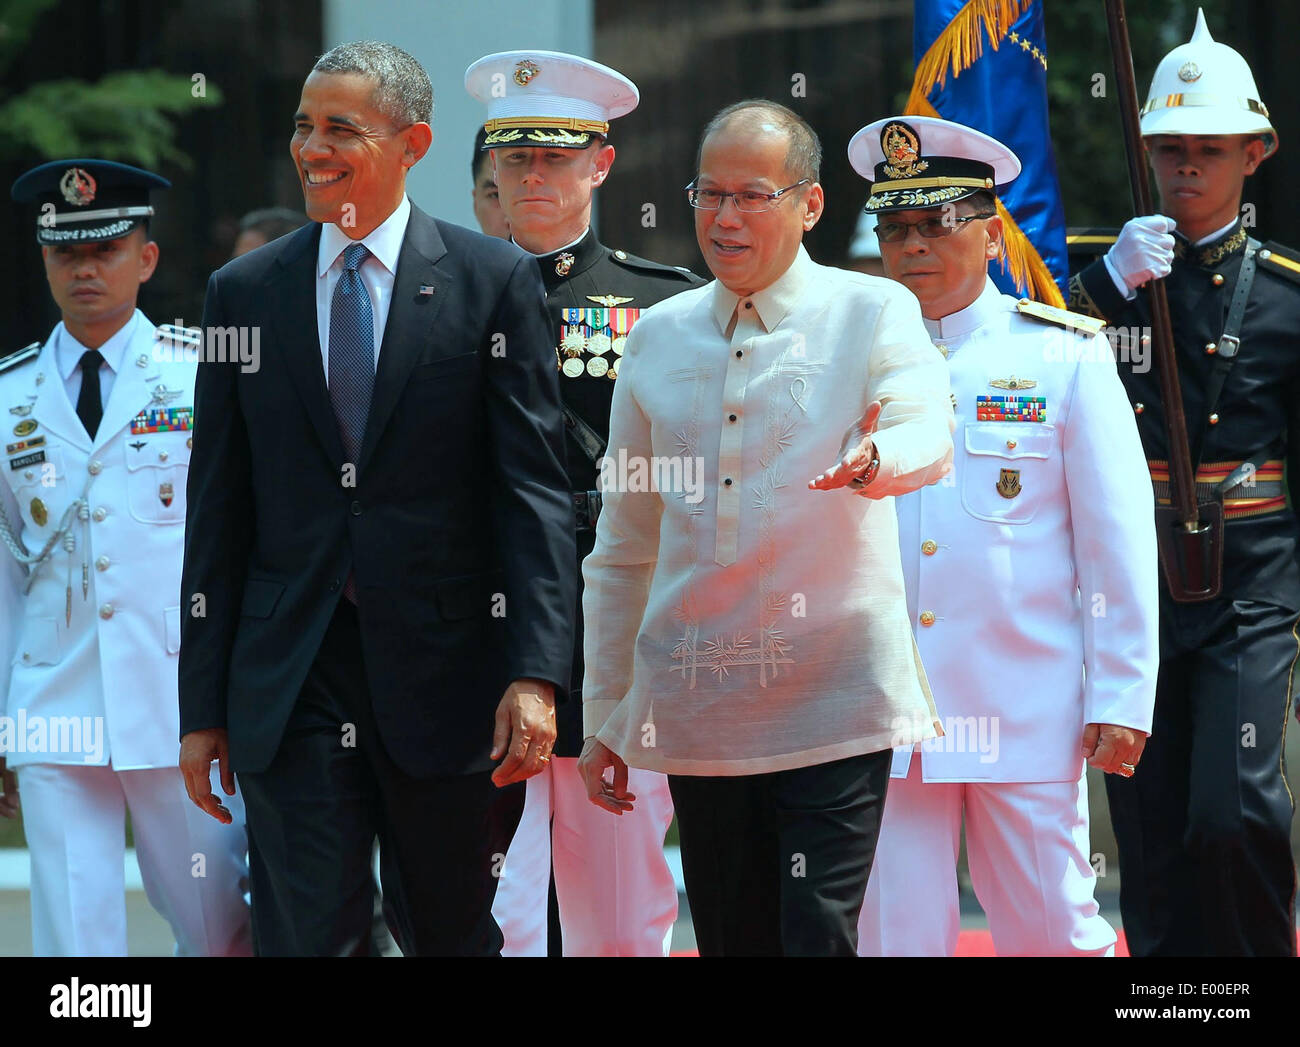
[892,279,1159,782]
[0,311,197,769]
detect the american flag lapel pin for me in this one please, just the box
[417,284,435,297]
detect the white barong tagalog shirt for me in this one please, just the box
[582,246,956,775]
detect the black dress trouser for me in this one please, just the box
[668,749,892,956]
[1105,596,1299,956]
[239,598,525,956]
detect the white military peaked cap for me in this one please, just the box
[465,50,639,150]
[848,116,1020,213]
[1140,7,1278,156]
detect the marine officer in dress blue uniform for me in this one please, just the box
[0,159,251,956]
[1069,10,1300,956]
[466,50,703,957]
[845,118,1160,955]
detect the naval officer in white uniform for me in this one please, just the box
[0,159,251,956]
[847,119,1159,955]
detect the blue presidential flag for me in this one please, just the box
[907,0,1068,306]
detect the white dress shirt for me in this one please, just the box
[581,246,955,775]
[55,309,149,414]
[315,193,411,382]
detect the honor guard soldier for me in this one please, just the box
[1070,9,1300,957]
[467,50,703,956]
[846,118,1159,956]
[0,160,251,956]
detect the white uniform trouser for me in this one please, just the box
[858,753,1115,956]
[19,762,252,957]
[493,756,677,956]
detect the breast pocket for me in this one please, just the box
[125,433,191,524]
[960,423,1056,525]
[8,444,68,539]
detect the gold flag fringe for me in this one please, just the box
[903,0,1066,308]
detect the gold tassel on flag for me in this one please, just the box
[903,0,1065,308]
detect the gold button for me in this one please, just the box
[1205,343,1217,354]
[186,437,193,449]
[1212,273,1225,286]
[919,610,936,627]
[92,507,107,522]
[98,603,114,620]
[921,540,938,556]
[159,450,169,462]
[88,460,102,475]
[95,556,110,571]
[1209,413,1220,425]
[1134,403,1145,414]
[1006,439,1017,450]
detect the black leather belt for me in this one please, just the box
[573,489,602,531]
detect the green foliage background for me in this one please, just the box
[0,0,222,167]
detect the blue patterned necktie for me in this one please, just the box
[328,242,375,604]
[328,242,376,464]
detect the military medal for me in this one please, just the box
[989,376,1037,391]
[555,252,575,277]
[150,384,182,406]
[586,333,611,356]
[611,337,627,357]
[561,329,587,357]
[30,497,47,527]
[606,363,618,380]
[159,482,174,507]
[562,358,585,378]
[997,468,1022,499]
[13,419,36,437]
[9,404,32,416]
[976,396,1047,422]
[586,356,609,378]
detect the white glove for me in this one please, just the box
[1103,215,1177,298]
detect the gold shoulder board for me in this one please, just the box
[1015,299,1106,336]
[1258,243,1300,284]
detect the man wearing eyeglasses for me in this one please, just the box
[848,116,1159,956]
[577,100,955,956]
[465,51,703,958]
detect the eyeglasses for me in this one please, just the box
[874,212,996,243]
[685,179,811,212]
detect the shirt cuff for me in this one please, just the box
[1102,252,1137,301]
[583,698,622,739]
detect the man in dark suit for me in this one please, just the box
[176,41,576,957]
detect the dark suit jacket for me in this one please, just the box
[178,205,576,777]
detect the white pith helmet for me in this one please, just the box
[1140,7,1278,157]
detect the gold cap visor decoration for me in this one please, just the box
[847,116,1021,214]
[466,49,639,151]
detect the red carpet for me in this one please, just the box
[671,930,1134,956]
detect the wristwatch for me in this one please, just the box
[849,450,880,489]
